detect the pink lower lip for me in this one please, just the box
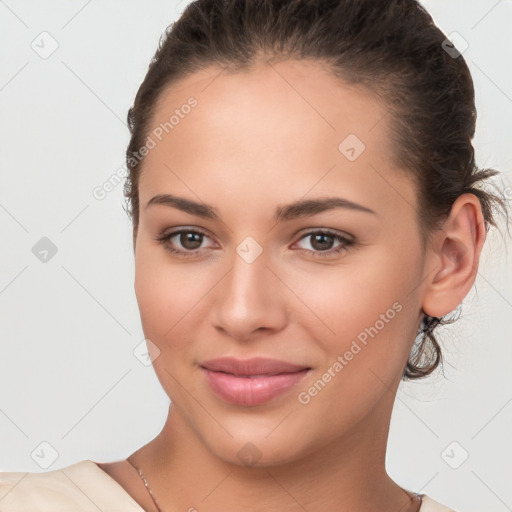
[202,368,310,406]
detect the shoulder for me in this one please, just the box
[420,494,458,512]
[0,459,143,511]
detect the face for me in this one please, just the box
[134,59,429,466]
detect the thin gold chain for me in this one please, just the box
[126,455,164,512]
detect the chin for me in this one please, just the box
[198,425,317,469]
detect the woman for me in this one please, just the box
[1,0,509,510]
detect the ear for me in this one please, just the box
[422,193,487,318]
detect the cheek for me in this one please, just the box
[290,253,406,333]
[134,241,185,342]
[290,247,418,375]
[134,242,217,354]
[292,269,415,439]
[133,249,206,399]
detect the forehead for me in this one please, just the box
[138,60,415,222]
[147,59,388,153]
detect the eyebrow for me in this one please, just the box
[145,194,377,222]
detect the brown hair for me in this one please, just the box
[123,0,510,379]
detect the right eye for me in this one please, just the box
[155,228,217,258]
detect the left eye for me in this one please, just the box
[294,231,353,255]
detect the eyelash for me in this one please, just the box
[155,228,355,259]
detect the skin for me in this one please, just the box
[98,58,486,512]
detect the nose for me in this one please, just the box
[211,246,289,342]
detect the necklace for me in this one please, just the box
[127,455,164,512]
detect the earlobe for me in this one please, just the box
[421,193,486,318]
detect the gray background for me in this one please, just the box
[1,1,511,511]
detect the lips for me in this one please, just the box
[200,357,311,406]
[201,356,309,376]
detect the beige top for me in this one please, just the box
[0,460,456,511]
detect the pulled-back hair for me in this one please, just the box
[124,0,509,379]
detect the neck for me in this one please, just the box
[130,392,418,512]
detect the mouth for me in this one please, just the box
[200,357,311,406]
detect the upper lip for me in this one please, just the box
[200,357,310,376]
